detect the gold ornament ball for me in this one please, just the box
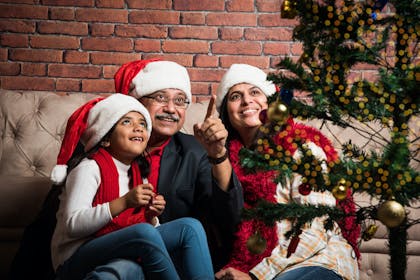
[377,200,406,228]
[267,101,289,124]
[246,232,267,255]
[332,179,348,200]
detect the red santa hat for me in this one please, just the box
[50,94,152,185]
[114,58,192,103]
[216,64,276,112]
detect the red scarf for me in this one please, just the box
[91,148,147,236]
[225,119,360,272]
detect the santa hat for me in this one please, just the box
[50,94,152,185]
[114,59,192,103]
[216,64,276,112]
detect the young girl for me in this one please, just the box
[50,94,214,280]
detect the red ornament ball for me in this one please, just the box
[298,183,312,195]
[259,109,268,124]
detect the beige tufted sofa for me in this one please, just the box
[1,89,419,279]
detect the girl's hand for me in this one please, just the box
[146,194,165,217]
[124,183,154,208]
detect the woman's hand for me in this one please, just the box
[215,267,253,280]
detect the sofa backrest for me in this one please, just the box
[0,90,100,177]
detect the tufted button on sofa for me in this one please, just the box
[1,90,419,279]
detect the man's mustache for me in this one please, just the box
[155,113,180,122]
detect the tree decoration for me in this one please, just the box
[362,224,379,241]
[332,178,348,200]
[238,1,419,279]
[267,99,289,124]
[281,0,298,19]
[377,198,406,228]
[246,231,267,255]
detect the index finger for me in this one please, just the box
[204,94,216,120]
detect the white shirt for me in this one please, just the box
[50,157,131,270]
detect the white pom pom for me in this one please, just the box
[50,165,68,185]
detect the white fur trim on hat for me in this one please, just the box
[130,61,192,103]
[81,94,152,152]
[215,64,276,112]
[50,164,68,185]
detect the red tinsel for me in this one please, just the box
[225,118,360,272]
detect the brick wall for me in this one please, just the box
[0,0,377,102]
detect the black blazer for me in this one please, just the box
[156,132,243,270]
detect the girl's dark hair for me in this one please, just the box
[66,122,150,179]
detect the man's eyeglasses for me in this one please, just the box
[143,94,190,109]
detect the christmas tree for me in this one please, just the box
[239,1,419,279]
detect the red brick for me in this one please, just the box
[0,62,20,75]
[76,8,127,23]
[258,14,287,27]
[42,0,93,6]
[0,19,35,33]
[38,21,88,35]
[30,35,80,49]
[291,43,303,55]
[245,27,293,41]
[96,0,124,8]
[220,56,270,69]
[169,26,218,40]
[21,63,47,76]
[174,0,224,11]
[212,41,261,55]
[48,64,101,78]
[1,76,55,90]
[181,12,205,25]
[189,68,224,82]
[91,23,115,36]
[207,13,257,26]
[362,71,380,82]
[0,4,47,19]
[104,65,123,79]
[115,25,167,39]
[129,11,180,24]
[90,52,141,65]
[1,0,36,3]
[210,82,218,96]
[134,40,162,52]
[64,51,90,64]
[0,49,7,61]
[82,37,133,52]
[142,54,193,67]
[256,0,281,12]
[10,49,63,62]
[227,0,254,12]
[127,0,171,9]
[1,33,28,47]
[56,78,81,92]
[194,55,219,68]
[220,28,244,40]
[82,79,115,93]
[264,42,290,55]
[50,7,75,20]
[191,82,211,96]
[163,40,209,54]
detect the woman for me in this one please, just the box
[205,64,359,280]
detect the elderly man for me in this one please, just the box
[114,59,243,272]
